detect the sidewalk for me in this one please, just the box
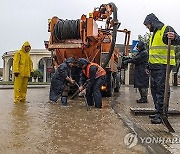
[0,84,50,89]
[113,85,180,153]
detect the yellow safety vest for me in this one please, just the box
[149,25,176,65]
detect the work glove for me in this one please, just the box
[31,72,34,77]
[14,72,19,77]
[79,89,86,96]
[79,86,84,91]
[122,60,129,66]
[70,79,75,84]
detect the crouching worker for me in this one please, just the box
[49,57,75,105]
[77,58,106,109]
[122,41,149,103]
[13,41,34,103]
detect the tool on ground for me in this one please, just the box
[71,82,89,111]
[70,80,89,100]
[69,82,82,100]
[82,93,89,111]
[161,28,175,133]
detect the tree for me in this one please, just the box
[32,69,43,80]
[138,32,151,50]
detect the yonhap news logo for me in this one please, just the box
[124,133,138,148]
[124,132,180,148]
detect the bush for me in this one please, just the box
[32,69,43,79]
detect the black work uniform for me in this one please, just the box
[79,65,105,108]
[49,62,71,102]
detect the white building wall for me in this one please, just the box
[2,49,51,81]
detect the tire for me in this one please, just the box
[106,72,114,97]
[114,72,121,92]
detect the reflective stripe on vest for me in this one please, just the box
[82,62,106,79]
[149,25,176,65]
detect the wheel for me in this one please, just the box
[106,72,114,97]
[114,72,121,92]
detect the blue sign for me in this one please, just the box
[132,40,139,52]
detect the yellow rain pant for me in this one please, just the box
[14,76,29,103]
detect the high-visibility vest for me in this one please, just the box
[82,62,106,79]
[149,25,176,65]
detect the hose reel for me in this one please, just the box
[54,19,80,41]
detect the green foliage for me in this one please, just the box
[32,69,43,78]
[138,32,151,50]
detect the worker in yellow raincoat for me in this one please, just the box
[13,41,34,103]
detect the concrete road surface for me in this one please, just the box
[0,86,147,154]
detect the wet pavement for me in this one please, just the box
[0,86,147,154]
[115,85,180,154]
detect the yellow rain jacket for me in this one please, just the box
[13,41,34,77]
[13,41,34,103]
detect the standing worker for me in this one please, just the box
[13,41,34,103]
[123,41,149,103]
[143,13,180,124]
[77,58,106,109]
[49,57,75,105]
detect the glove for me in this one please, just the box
[70,79,75,84]
[122,60,129,66]
[14,72,19,77]
[31,72,34,76]
[79,89,86,96]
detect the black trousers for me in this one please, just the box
[86,76,105,108]
[150,69,170,115]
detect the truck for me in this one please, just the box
[46,2,130,96]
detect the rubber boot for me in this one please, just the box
[151,114,162,124]
[61,96,68,106]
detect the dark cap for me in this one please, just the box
[77,58,90,68]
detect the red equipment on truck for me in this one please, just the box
[46,2,130,96]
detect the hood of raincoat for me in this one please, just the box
[143,13,164,31]
[21,41,31,52]
[77,58,90,68]
[137,41,146,52]
[65,57,75,63]
[13,41,33,77]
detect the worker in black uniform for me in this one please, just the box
[123,41,149,103]
[49,57,75,106]
[77,58,106,109]
[144,13,180,124]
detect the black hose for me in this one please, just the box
[54,19,80,41]
[102,2,118,69]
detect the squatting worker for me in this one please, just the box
[144,13,180,124]
[13,41,34,103]
[122,41,149,103]
[49,57,75,106]
[77,58,106,109]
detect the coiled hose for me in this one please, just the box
[54,19,80,41]
[102,2,118,69]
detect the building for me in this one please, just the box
[2,49,52,82]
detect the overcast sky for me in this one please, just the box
[0,0,180,67]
